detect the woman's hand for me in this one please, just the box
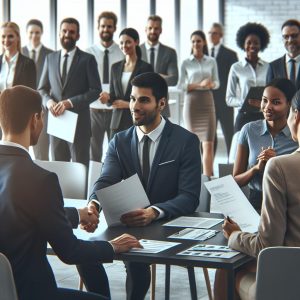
[199,78,214,89]
[112,100,129,109]
[222,217,241,239]
[255,147,276,172]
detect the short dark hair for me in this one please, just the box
[131,72,168,103]
[60,17,80,34]
[26,19,43,32]
[190,30,208,55]
[119,28,141,59]
[236,22,270,51]
[266,78,296,104]
[281,19,300,31]
[97,11,118,28]
[147,15,162,25]
[0,86,42,134]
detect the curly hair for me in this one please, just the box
[236,22,270,51]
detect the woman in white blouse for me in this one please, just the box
[226,23,270,132]
[178,30,219,176]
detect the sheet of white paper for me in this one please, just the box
[168,228,218,241]
[95,174,150,227]
[47,110,78,143]
[178,249,239,259]
[204,175,260,233]
[90,84,113,109]
[189,244,236,252]
[163,216,223,229]
[130,239,180,253]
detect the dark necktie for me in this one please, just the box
[150,48,155,70]
[142,135,150,187]
[211,47,215,58]
[103,49,109,84]
[31,49,36,63]
[289,58,296,84]
[61,53,69,85]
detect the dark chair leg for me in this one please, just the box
[187,267,198,300]
[165,264,171,300]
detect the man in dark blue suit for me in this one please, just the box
[78,72,202,299]
[266,19,300,90]
[0,85,140,300]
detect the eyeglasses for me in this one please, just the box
[208,32,220,36]
[282,33,300,41]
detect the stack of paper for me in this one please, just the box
[163,216,223,229]
[168,228,218,241]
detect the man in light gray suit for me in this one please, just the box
[39,18,101,166]
[22,19,53,160]
[140,15,179,117]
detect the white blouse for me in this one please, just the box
[0,52,19,91]
[121,71,132,95]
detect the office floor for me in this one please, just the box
[49,125,228,299]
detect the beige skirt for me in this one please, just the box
[183,90,216,142]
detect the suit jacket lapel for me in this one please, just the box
[131,128,143,179]
[55,51,63,89]
[216,45,224,63]
[37,46,46,68]
[124,60,141,98]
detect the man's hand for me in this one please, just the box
[112,100,129,109]
[110,233,142,253]
[120,208,158,227]
[99,91,110,104]
[78,206,99,233]
[47,99,57,116]
[53,100,72,116]
[222,217,241,239]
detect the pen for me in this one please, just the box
[226,216,233,223]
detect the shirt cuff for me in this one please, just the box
[90,199,101,212]
[108,241,116,253]
[67,99,73,108]
[228,230,242,248]
[151,206,165,220]
[76,209,81,224]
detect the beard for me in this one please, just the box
[147,33,159,44]
[100,32,113,43]
[60,37,76,51]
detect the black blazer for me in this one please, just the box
[0,53,36,89]
[0,145,114,300]
[109,59,153,130]
[22,45,53,86]
[267,55,300,90]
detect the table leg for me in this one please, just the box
[165,264,171,300]
[227,269,235,300]
[187,267,198,300]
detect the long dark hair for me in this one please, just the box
[190,30,208,55]
[119,28,141,59]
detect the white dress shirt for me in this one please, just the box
[60,47,77,77]
[0,52,19,91]
[26,43,43,63]
[210,42,221,58]
[0,140,29,153]
[144,42,160,69]
[226,58,269,108]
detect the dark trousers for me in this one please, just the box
[90,109,112,162]
[234,111,264,132]
[57,288,108,300]
[249,189,263,214]
[76,264,111,299]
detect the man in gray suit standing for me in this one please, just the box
[22,19,53,160]
[208,23,238,158]
[140,15,178,117]
[39,18,101,166]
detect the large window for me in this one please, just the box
[93,0,121,46]
[57,0,88,50]
[10,0,51,49]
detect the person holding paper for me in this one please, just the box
[38,18,101,166]
[214,89,300,300]
[0,85,141,300]
[226,23,270,132]
[78,72,201,300]
[233,79,298,213]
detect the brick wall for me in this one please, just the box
[224,0,300,62]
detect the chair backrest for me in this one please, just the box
[87,161,103,197]
[256,247,300,300]
[0,253,18,300]
[218,163,234,178]
[229,131,240,163]
[196,174,211,213]
[34,160,87,199]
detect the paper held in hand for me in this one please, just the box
[47,110,78,143]
[95,174,150,227]
[204,175,260,233]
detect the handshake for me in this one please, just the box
[77,202,142,253]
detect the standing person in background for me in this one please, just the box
[267,19,300,90]
[140,15,179,117]
[178,30,219,176]
[208,23,238,159]
[22,19,53,161]
[86,11,124,162]
[39,18,101,167]
[101,28,153,138]
[226,23,270,132]
[0,21,36,138]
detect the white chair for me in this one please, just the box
[0,253,18,300]
[256,247,300,300]
[87,161,103,197]
[34,160,87,199]
[229,131,240,163]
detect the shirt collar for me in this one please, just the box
[285,53,300,63]
[189,54,208,61]
[61,46,77,57]
[97,41,117,52]
[2,52,19,64]
[241,57,265,67]
[0,140,29,153]
[211,42,221,52]
[136,117,166,142]
[260,119,291,137]
[145,42,160,51]
[27,43,43,52]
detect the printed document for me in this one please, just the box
[130,239,180,253]
[163,216,223,229]
[168,228,218,241]
[204,175,260,233]
[95,174,150,227]
[47,110,78,143]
